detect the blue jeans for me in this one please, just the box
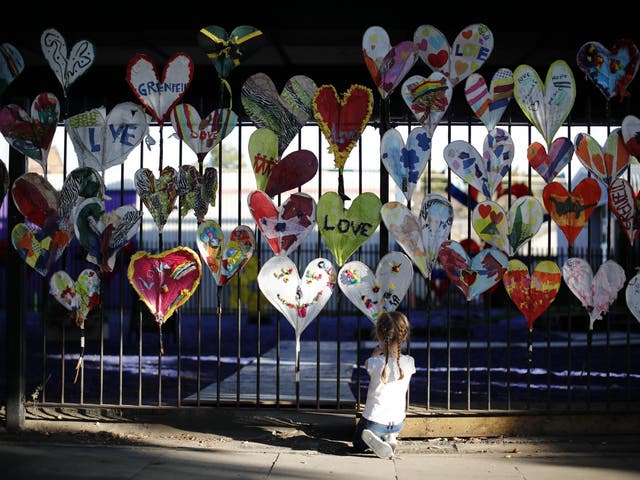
[352,416,404,452]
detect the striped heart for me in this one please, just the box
[198,25,264,79]
[527,138,574,183]
[464,68,513,131]
[401,73,452,136]
[574,129,630,188]
[0,42,24,95]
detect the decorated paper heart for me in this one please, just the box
[464,68,514,131]
[170,103,237,163]
[625,271,640,324]
[576,39,640,100]
[472,196,544,256]
[41,28,95,95]
[562,257,625,330]
[0,160,7,205]
[128,246,202,324]
[257,255,336,338]
[438,240,508,301]
[49,269,101,326]
[543,179,602,246]
[73,197,142,273]
[574,128,630,188]
[443,128,514,199]
[621,114,640,156]
[503,259,561,330]
[317,192,381,267]
[242,73,318,156]
[11,222,69,276]
[514,61,576,147]
[198,25,264,79]
[58,167,106,222]
[380,126,431,203]
[126,53,193,124]
[381,194,453,279]
[0,92,60,172]
[0,43,24,95]
[248,190,316,256]
[196,221,255,286]
[338,251,413,324]
[362,26,417,99]
[414,23,494,86]
[177,165,217,222]
[135,166,179,233]
[401,73,452,136]
[66,102,149,172]
[11,172,60,228]
[527,138,574,183]
[608,178,640,245]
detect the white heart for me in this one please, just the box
[625,272,640,324]
[464,68,514,131]
[41,28,95,92]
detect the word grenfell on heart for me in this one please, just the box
[136,81,188,96]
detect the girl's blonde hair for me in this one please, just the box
[376,311,410,383]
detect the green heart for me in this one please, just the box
[248,128,279,191]
[317,192,381,266]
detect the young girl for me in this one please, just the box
[353,311,416,459]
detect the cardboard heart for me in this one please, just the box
[126,53,193,124]
[381,195,453,279]
[134,166,179,233]
[543,179,601,246]
[608,178,640,245]
[362,26,417,99]
[438,240,508,301]
[414,23,493,86]
[0,42,24,95]
[513,61,575,146]
[503,259,561,330]
[576,39,640,100]
[257,255,336,337]
[401,73,452,136]
[248,190,316,256]
[562,258,625,330]
[170,103,237,163]
[574,128,630,188]
[621,114,640,157]
[11,222,70,276]
[198,25,264,79]
[527,138,574,183]
[66,102,149,172]
[128,246,202,324]
[49,269,101,327]
[625,272,640,324]
[317,192,381,267]
[338,251,413,324]
[196,221,255,286]
[443,128,514,199]
[11,172,60,228]
[177,165,217,222]
[41,28,95,94]
[464,68,513,131]
[0,92,60,172]
[381,126,431,203]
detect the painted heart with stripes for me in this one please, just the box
[464,68,513,131]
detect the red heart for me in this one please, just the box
[489,211,503,224]
[461,270,477,287]
[264,150,318,197]
[462,30,473,39]
[477,203,492,218]
[428,50,448,68]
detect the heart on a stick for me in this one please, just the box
[49,269,101,327]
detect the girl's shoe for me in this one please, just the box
[362,429,394,459]
[382,433,398,452]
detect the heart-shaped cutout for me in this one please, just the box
[574,128,630,188]
[401,72,453,136]
[527,137,574,183]
[625,272,640,324]
[198,25,265,79]
[41,28,95,94]
[177,165,217,222]
[464,68,514,131]
[608,178,640,245]
[621,114,640,157]
[11,222,70,276]
[49,269,101,326]
[0,42,25,95]
[135,166,179,233]
[11,172,61,228]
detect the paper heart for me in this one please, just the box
[621,114,640,156]
[11,222,69,276]
[58,167,106,222]
[134,166,179,233]
[362,26,417,98]
[574,128,630,188]
[381,195,453,279]
[248,190,316,256]
[257,255,336,338]
[196,221,255,286]
[49,269,101,327]
[66,102,149,172]
[472,196,544,256]
[128,246,202,324]
[41,28,95,94]
[576,39,640,100]
[413,23,493,86]
[562,257,625,330]
[513,60,576,146]
[381,126,431,203]
[73,197,142,273]
[177,165,217,222]
[0,42,24,95]
[401,73,453,136]
[338,251,413,324]
[625,272,640,324]
[543,179,602,246]
[0,161,7,205]
[198,25,264,79]
[443,128,514,199]
[242,73,318,156]
[503,259,561,330]
[527,138,574,183]
[317,192,381,267]
[170,103,237,163]
[0,92,60,172]
[126,53,193,124]
[438,240,508,301]
[464,68,514,131]
[608,178,640,245]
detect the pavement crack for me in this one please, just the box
[266,452,280,478]
[514,465,527,479]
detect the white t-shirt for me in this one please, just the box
[362,353,416,425]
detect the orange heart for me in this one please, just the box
[455,60,469,76]
[462,29,473,39]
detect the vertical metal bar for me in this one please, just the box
[177,139,184,408]
[137,135,144,407]
[118,161,125,406]
[446,115,452,411]
[465,119,472,411]
[236,123,242,407]
[316,126,322,410]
